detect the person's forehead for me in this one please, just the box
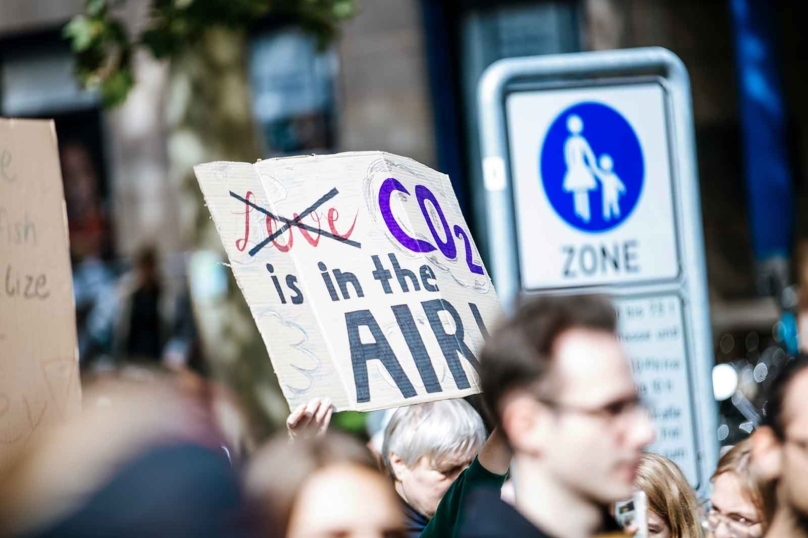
[290,465,401,532]
[551,328,634,404]
[711,472,758,519]
[646,508,667,529]
[784,370,808,436]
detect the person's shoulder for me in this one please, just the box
[458,488,550,538]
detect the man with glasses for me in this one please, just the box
[459,294,655,538]
[751,356,808,537]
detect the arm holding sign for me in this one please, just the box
[419,428,511,538]
[476,428,511,475]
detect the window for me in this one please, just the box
[249,28,338,156]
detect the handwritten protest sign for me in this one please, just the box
[0,119,81,469]
[195,152,502,411]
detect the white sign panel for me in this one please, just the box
[617,295,698,484]
[506,83,679,290]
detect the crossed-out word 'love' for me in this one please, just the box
[232,189,360,255]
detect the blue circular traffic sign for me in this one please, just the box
[539,101,644,233]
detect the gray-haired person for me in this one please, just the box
[286,397,511,538]
[383,400,510,538]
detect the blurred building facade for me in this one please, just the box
[1,0,807,344]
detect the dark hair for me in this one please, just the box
[135,246,158,269]
[762,355,808,441]
[480,294,617,425]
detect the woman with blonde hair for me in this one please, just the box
[634,453,704,538]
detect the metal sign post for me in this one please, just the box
[478,47,717,493]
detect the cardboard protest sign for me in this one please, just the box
[0,119,81,469]
[195,152,502,411]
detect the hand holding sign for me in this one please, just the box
[194,153,502,412]
[287,397,334,441]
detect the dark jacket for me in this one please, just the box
[24,444,255,538]
[403,500,430,538]
[400,456,508,538]
[458,487,551,538]
[420,457,508,538]
[458,486,626,538]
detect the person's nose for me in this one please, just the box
[712,522,733,538]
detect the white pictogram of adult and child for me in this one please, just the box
[561,114,626,223]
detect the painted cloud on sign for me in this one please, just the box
[255,309,323,396]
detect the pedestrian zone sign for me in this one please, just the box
[478,48,718,494]
[507,83,679,290]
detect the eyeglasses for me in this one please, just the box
[699,500,762,538]
[538,394,647,427]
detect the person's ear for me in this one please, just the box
[501,392,551,456]
[389,453,410,482]
[751,426,783,481]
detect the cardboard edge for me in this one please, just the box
[193,151,427,171]
[353,387,482,413]
[47,119,83,403]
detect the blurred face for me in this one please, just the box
[392,452,473,518]
[779,370,808,520]
[548,329,654,502]
[709,472,762,538]
[287,464,405,538]
[507,329,655,504]
[60,144,97,219]
[647,509,670,538]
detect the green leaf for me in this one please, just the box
[141,28,178,59]
[333,0,353,19]
[86,0,107,18]
[63,16,97,52]
[101,68,135,107]
[105,19,131,45]
[68,0,357,108]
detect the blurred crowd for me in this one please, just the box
[61,139,203,374]
[2,294,808,538]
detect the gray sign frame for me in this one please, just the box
[477,47,718,495]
